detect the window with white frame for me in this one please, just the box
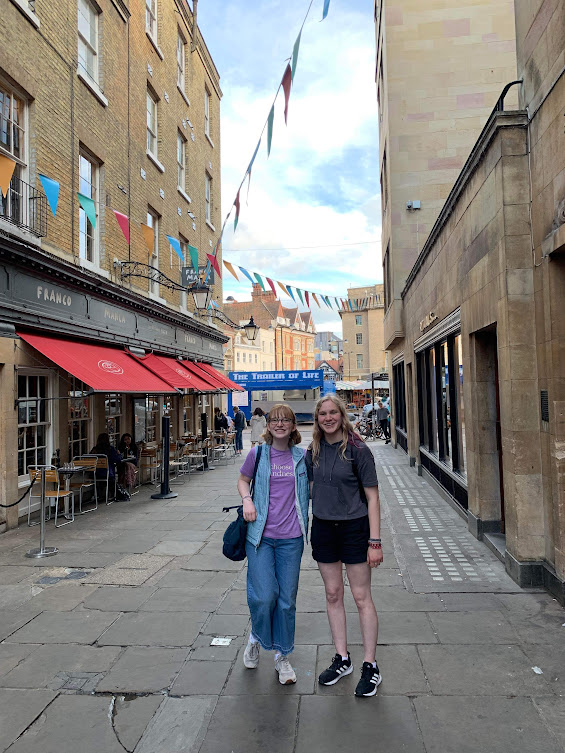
[237,352,240,362]
[146,88,158,157]
[356,354,364,369]
[18,373,50,480]
[242,353,246,363]
[78,0,99,83]
[355,314,362,325]
[78,151,99,264]
[105,393,122,447]
[255,354,258,364]
[177,131,186,191]
[356,333,362,345]
[68,375,91,459]
[205,173,212,223]
[177,32,186,92]
[204,87,211,138]
[0,80,26,227]
[146,0,157,39]
[147,208,159,295]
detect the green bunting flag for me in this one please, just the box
[188,244,199,271]
[296,288,304,305]
[253,272,266,291]
[267,105,274,157]
[77,192,96,229]
[291,31,302,81]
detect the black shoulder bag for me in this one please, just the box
[222,445,262,561]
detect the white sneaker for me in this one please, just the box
[275,655,296,685]
[243,639,260,669]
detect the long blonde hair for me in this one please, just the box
[310,394,362,466]
[261,403,302,446]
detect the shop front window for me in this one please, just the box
[440,342,451,465]
[183,395,192,435]
[429,346,438,453]
[68,376,91,459]
[455,334,466,474]
[393,362,406,431]
[105,393,122,447]
[146,395,159,443]
[18,373,49,478]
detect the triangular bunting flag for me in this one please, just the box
[141,223,154,253]
[286,285,296,302]
[335,298,341,309]
[188,244,199,271]
[166,235,184,262]
[305,291,310,308]
[265,277,277,297]
[0,154,16,197]
[291,30,302,81]
[39,174,60,216]
[239,266,255,285]
[322,0,331,20]
[207,253,222,278]
[247,138,261,178]
[112,210,130,243]
[77,192,96,229]
[296,288,304,305]
[223,260,239,281]
[253,272,266,291]
[281,63,292,124]
[234,189,241,231]
[277,280,290,296]
[267,105,274,157]
[311,293,320,307]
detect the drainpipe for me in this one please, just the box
[191,0,198,52]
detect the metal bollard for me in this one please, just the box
[26,466,58,558]
[151,416,178,500]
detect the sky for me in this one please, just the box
[197,0,381,336]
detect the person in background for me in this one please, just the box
[306,394,383,698]
[237,404,309,685]
[90,433,122,486]
[249,407,267,447]
[214,406,229,432]
[376,401,390,443]
[117,433,138,488]
[233,405,246,456]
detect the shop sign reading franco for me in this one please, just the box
[420,312,438,332]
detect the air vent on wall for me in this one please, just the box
[541,390,549,423]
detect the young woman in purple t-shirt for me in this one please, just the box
[237,404,309,686]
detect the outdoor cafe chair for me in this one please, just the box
[28,466,75,528]
[139,447,161,485]
[70,455,99,514]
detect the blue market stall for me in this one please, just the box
[227,369,324,422]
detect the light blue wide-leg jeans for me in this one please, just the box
[246,536,304,655]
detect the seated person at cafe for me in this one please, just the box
[214,407,229,432]
[90,433,122,480]
[117,433,138,488]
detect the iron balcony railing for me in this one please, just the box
[0,174,48,237]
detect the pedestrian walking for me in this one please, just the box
[237,404,310,685]
[249,407,267,447]
[305,394,383,697]
[232,405,246,455]
[376,400,390,443]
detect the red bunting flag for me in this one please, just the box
[206,253,222,278]
[265,277,277,297]
[112,210,130,243]
[281,64,292,124]
[234,189,241,231]
[305,291,310,308]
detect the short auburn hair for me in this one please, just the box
[262,403,302,446]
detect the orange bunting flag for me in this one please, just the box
[277,280,290,297]
[311,293,320,307]
[223,260,239,281]
[206,253,222,278]
[0,154,16,198]
[140,223,154,253]
[265,277,277,297]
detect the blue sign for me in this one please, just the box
[322,380,337,396]
[228,369,324,391]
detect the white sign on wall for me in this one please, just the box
[232,390,249,407]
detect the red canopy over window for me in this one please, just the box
[130,353,216,392]
[18,332,177,393]
[181,360,225,391]
[195,362,245,392]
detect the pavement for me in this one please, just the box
[0,430,564,753]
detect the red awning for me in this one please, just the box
[131,353,215,392]
[18,332,177,393]
[182,360,226,392]
[196,362,245,392]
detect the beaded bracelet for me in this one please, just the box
[368,542,382,550]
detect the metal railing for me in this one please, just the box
[0,174,48,237]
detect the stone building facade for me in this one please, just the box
[340,284,385,380]
[0,0,228,529]
[377,0,565,601]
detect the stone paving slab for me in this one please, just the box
[0,688,58,753]
[87,531,166,553]
[171,659,233,696]
[83,553,172,585]
[113,695,165,752]
[201,613,250,636]
[533,697,565,749]
[199,695,299,753]
[0,644,38,679]
[0,608,46,642]
[5,694,124,753]
[96,646,189,693]
[224,645,317,696]
[414,696,564,753]
[295,696,426,753]
[427,609,521,643]
[82,585,155,611]
[25,583,96,612]
[135,696,215,753]
[418,644,556,695]
[139,586,223,613]
[0,567,35,585]
[146,540,205,556]
[5,610,120,645]
[0,644,121,689]
[189,634,245,661]
[97,611,206,647]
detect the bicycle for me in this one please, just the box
[356,419,384,442]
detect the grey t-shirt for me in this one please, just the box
[305,437,378,520]
[376,407,389,421]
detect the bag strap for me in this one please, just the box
[249,444,262,499]
[349,444,368,506]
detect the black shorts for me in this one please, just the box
[311,515,370,565]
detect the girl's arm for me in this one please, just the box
[365,486,383,567]
[237,474,257,522]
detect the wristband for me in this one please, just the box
[368,542,382,550]
[369,538,381,543]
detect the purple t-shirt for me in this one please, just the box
[240,447,301,539]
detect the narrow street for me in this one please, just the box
[0,431,563,753]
